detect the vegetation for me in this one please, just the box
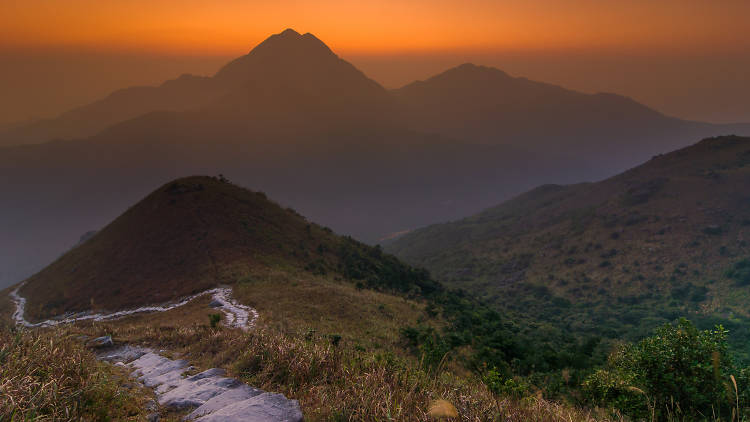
[726,259,750,286]
[8,139,750,421]
[387,136,750,370]
[20,176,445,322]
[209,312,222,328]
[583,319,749,421]
[48,313,622,422]
[0,323,152,421]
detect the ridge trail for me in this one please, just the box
[10,284,258,329]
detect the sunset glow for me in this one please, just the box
[2,0,749,55]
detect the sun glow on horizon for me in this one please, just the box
[2,0,749,56]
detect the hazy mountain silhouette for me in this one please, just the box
[0,29,746,289]
[394,63,750,169]
[0,29,393,147]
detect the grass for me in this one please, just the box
[385,136,750,365]
[51,317,623,422]
[0,323,154,421]
[0,281,623,421]
[231,270,432,352]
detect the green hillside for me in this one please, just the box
[387,135,750,360]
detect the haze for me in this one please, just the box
[1,0,750,125]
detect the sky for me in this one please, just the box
[1,0,749,124]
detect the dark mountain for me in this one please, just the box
[0,74,222,147]
[386,135,750,355]
[0,29,392,147]
[394,63,750,169]
[19,176,439,321]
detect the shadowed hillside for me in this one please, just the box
[387,135,750,358]
[19,176,438,321]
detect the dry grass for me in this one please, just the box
[0,323,153,421]
[54,314,622,422]
[2,272,622,421]
[232,271,431,351]
[2,279,625,421]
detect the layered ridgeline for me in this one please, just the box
[387,135,750,358]
[1,28,748,290]
[0,28,593,290]
[19,176,438,321]
[394,64,749,170]
[0,29,392,147]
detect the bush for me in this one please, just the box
[209,313,222,328]
[726,258,750,286]
[483,368,530,398]
[583,319,748,420]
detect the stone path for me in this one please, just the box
[10,285,301,420]
[10,284,258,330]
[102,345,303,421]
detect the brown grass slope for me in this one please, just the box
[20,175,423,321]
[387,135,750,315]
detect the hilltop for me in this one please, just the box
[19,176,437,321]
[387,135,750,355]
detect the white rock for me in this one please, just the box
[195,392,303,422]
[186,385,263,419]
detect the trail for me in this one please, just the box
[101,346,303,421]
[9,286,303,420]
[10,284,258,330]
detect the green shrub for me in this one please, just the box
[483,368,530,398]
[209,313,222,328]
[583,319,748,420]
[726,258,750,286]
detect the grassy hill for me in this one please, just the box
[4,176,623,421]
[19,175,437,321]
[387,135,750,358]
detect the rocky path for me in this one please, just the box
[10,284,302,421]
[10,284,258,330]
[102,346,303,421]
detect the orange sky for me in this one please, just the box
[2,0,749,55]
[1,1,749,125]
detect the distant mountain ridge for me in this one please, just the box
[0,28,747,291]
[393,63,750,169]
[2,31,747,149]
[0,29,394,147]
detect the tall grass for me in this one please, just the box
[60,319,623,421]
[0,323,150,421]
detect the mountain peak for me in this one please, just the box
[212,28,338,85]
[279,28,301,37]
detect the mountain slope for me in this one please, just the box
[19,176,438,321]
[387,135,750,354]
